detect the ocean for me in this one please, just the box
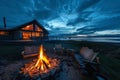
[52,37,120,43]
[72,37,120,43]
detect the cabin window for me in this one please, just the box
[35,25,42,31]
[22,24,33,31]
[36,32,40,37]
[22,32,43,40]
[31,32,36,37]
[0,31,8,35]
[21,24,45,39]
[22,32,31,40]
[31,32,43,37]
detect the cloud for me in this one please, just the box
[77,0,100,12]
[0,0,120,36]
[94,30,120,35]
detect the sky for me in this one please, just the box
[0,0,120,36]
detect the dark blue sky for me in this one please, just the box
[0,0,120,36]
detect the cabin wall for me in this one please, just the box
[0,23,49,40]
[0,31,48,40]
[0,31,12,40]
[12,31,22,40]
[0,35,12,40]
[0,31,22,40]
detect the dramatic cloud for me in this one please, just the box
[0,0,120,36]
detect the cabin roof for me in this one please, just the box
[0,20,49,34]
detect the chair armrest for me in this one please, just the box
[83,60,100,65]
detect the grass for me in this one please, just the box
[98,54,120,80]
[0,45,24,60]
[0,40,120,80]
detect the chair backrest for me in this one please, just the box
[24,46,39,55]
[80,47,98,61]
[91,52,99,61]
[55,44,63,49]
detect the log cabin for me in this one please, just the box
[0,19,49,40]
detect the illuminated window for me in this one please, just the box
[36,32,40,37]
[22,32,43,39]
[35,25,42,31]
[22,24,33,31]
[22,32,31,39]
[32,32,40,37]
[0,31,8,35]
[32,32,36,37]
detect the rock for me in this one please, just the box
[0,66,5,75]
[0,76,2,80]
[0,60,9,65]
[37,77,41,80]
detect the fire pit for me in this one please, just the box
[14,45,81,80]
[17,45,60,80]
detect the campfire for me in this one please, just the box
[21,45,60,77]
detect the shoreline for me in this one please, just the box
[0,40,120,47]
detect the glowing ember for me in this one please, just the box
[21,45,59,77]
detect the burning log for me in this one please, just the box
[17,45,60,80]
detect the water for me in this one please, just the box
[73,37,120,43]
[51,37,120,43]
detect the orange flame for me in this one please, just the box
[35,45,51,71]
[21,45,59,77]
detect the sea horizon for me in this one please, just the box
[50,36,120,43]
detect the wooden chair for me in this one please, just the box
[21,46,39,58]
[73,47,100,74]
[80,47,100,75]
[53,44,64,55]
[80,47,99,62]
[73,47,107,79]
